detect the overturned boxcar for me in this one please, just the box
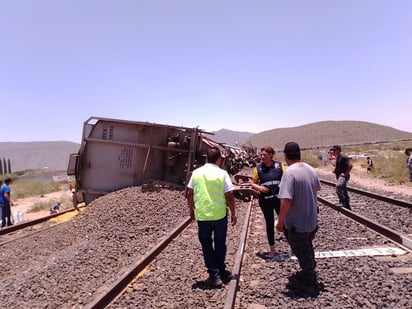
[67,117,254,206]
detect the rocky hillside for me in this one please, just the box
[0,141,80,173]
[243,121,412,151]
[1,121,411,173]
[209,128,255,146]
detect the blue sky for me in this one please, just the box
[1,0,411,143]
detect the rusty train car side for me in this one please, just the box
[67,117,241,205]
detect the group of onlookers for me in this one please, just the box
[186,142,412,298]
[187,142,324,297]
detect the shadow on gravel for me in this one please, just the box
[255,251,292,262]
[282,289,319,299]
[282,276,326,300]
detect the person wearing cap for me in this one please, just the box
[251,146,285,260]
[0,178,14,228]
[405,148,412,182]
[276,142,321,297]
[330,145,353,209]
[186,147,237,288]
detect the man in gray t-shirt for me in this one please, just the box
[276,142,321,297]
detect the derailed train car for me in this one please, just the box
[67,117,254,206]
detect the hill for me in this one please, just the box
[209,128,255,146]
[243,121,412,151]
[0,141,80,173]
[1,121,411,174]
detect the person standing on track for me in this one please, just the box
[0,178,14,228]
[330,145,353,209]
[405,148,412,182]
[276,142,321,297]
[186,147,237,288]
[251,146,284,260]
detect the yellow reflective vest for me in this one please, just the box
[190,163,228,221]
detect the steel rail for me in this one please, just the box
[318,196,412,251]
[87,195,256,308]
[0,221,63,246]
[224,197,254,309]
[85,216,192,309]
[0,206,83,236]
[320,179,412,208]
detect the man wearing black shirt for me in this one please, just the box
[331,145,353,210]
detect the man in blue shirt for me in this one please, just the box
[0,178,14,228]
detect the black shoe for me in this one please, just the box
[220,270,233,284]
[205,276,223,288]
[256,251,270,259]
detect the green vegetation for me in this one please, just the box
[28,194,73,213]
[0,168,75,213]
[12,169,49,177]
[302,152,322,168]
[11,179,63,199]
[303,141,412,185]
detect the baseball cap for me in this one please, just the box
[330,145,341,151]
[283,142,300,155]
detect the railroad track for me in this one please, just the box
[319,179,412,251]
[1,184,411,308]
[87,184,412,307]
[0,206,83,245]
[320,178,412,208]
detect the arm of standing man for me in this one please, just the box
[225,191,237,226]
[186,188,195,220]
[276,198,292,232]
[4,190,13,206]
[342,159,353,177]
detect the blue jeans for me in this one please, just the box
[197,216,228,279]
[336,175,350,209]
[1,201,12,227]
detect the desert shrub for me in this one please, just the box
[371,152,410,184]
[27,194,73,213]
[11,180,63,199]
[302,151,322,168]
[28,201,52,213]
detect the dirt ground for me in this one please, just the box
[11,189,74,223]
[316,165,412,198]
